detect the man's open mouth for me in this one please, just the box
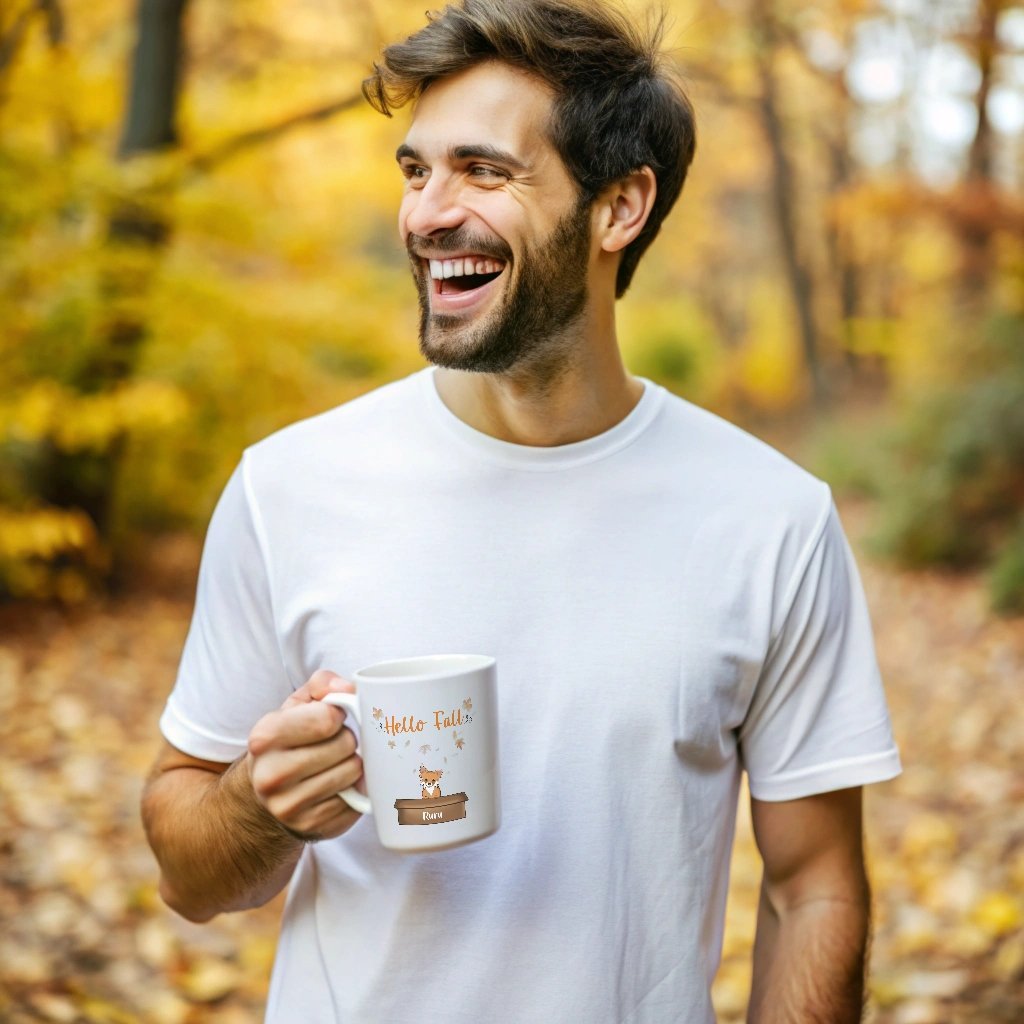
[427,256,506,296]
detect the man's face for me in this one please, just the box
[396,61,594,373]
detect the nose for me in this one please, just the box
[402,172,466,240]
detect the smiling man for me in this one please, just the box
[142,2,901,1022]
[398,65,593,381]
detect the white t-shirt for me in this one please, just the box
[161,368,901,1023]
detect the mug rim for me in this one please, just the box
[353,653,495,683]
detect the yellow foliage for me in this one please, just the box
[842,317,899,358]
[733,284,804,411]
[0,505,107,602]
[900,812,959,860]
[618,296,724,400]
[971,892,1022,938]
[994,935,1024,981]
[1,380,189,453]
[0,506,97,561]
[885,301,962,404]
[1009,848,1024,892]
[900,223,960,285]
[181,958,242,1003]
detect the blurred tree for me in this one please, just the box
[748,0,827,404]
[0,0,396,601]
[955,0,1000,303]
[0,0,63,81]
[35,0,189,545]
[119,0,187,158]
[775,5,869,380]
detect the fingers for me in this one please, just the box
[249,738,366,836]
[250,700,345,755]
[260,755,365,830]
[284,669,356,708]
[285,792,363,842]
[246,669,367,839]
[251,726,358,794]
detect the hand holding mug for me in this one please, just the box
[246,670,364,841]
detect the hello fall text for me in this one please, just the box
[380,708,465,736]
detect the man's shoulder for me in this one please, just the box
[656,389,828,515]
[653,392,836,606]
[244,369,425,467]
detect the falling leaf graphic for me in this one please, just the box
[388,740,396,749]
[455,737,465,750]
[419,744,431,755]
[405,740,410,747]
[372,707,382,720]
[463,698,472,711]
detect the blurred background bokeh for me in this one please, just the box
[1,0,1021,1021]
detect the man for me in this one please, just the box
[142,1,902,1021]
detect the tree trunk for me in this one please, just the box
[825,138,861,364]
[119,0,187,157]
[957,0,999,304]
[38,0,187,556]
[749,1,827,406]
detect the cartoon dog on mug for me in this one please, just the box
[418,765,443,799]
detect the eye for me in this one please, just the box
[400,163,429,186]
[468,165,508,183]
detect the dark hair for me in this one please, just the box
[363,0,696,297]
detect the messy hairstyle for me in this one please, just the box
[363,0,696,298]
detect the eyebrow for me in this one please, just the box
[395,143,529,173]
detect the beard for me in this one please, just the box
[407,196,591,374]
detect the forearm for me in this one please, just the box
[142,756,303,923]
[747,879,870,1024]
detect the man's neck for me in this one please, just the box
[432,340,644,448]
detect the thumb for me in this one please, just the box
[284,669,356,708]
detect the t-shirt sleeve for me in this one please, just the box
[159,453,294,762]
[738,495,902,801]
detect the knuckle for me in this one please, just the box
[250,757,289,797]
[338,756,364,788]
[247,720,275,755]
[268,793,302,823]
[312,707,341,741]
[246,712,282,753]
[338,727,358,757]
[250,770,275,800]
[305,669,339,697]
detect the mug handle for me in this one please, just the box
[321,692,373,815]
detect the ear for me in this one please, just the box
[596,166,657,254]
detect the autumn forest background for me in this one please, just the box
[1,0,1022,1022]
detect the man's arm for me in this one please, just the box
[141,671,364,923]
[747,786,870,1024]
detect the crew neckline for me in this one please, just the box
[417,366,665,471]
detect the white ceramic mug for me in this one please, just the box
[322,654,501,853]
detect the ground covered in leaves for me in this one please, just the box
[1,498,1021,1023]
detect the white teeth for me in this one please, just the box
[428,256,504,280]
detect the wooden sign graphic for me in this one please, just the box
[394,793,468,826]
